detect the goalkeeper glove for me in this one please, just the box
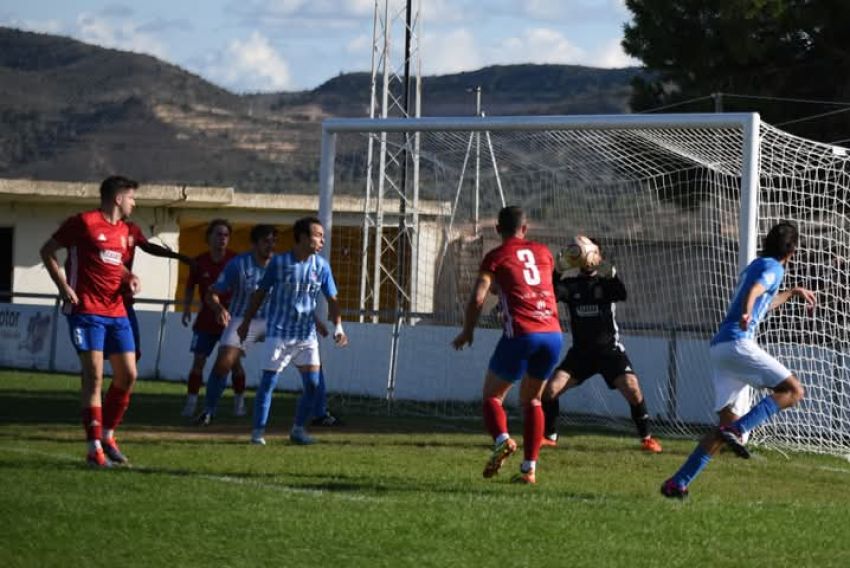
[596,261,616,279]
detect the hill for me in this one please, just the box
[0,27,642,193]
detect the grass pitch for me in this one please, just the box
[1,370,849,567]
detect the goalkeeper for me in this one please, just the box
[541,238,663,453]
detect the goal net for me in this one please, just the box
[316,113,850,456]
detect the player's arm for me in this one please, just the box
[327,295,348,347]
[770,287,817,312]
[599,272,627,302]
[181,265,197,327]
[138,241,193,266]
[738,282,767,330]
[39,238,78,305]
[205,286,231,327]
[236,288,268,342]
[452,271,493,350]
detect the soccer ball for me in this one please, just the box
[556,235,601,271]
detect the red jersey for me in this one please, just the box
[480,237,560,337]
[51,209,131,317]
[187,250,237,333]
[121,221,149,305]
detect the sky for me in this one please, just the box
[0,0,639,93]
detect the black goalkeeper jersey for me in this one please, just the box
[553,271,627,351]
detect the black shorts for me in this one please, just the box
[556,346,635,389]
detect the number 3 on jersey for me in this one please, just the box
[516,249,541,285]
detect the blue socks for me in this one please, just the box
[312,368,328,418]
[294,370,321,428]
[671,446,712,488]
[203,372,228,415]
[253,370,280,430]
[733,396,781,434]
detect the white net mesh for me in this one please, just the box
[319,115,850,456]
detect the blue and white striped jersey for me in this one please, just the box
[712,256,784,345]
[259,251,339,340]
[210,251,270,319]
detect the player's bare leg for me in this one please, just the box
[101,351,137,465]
[481,372,517,478]
[613,373,661,453]
[79,351,108,467]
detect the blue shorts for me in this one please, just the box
[121,305,142,360]
[488,332,563,383]
[67,314,135,356]
[191,331,222,357]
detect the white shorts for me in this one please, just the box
[263,337,320,373]
[220,317,266,350]
[710,339,791,415]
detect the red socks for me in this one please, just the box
[187,370,203,395]
[82,406,103,442]
[231,370,246,394]
[103,385,132,431]
[523,401,544,461]
[483,397,508,440]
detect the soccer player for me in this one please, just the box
[541,241,663,453]
[661,221,816,499]
[238,216,347,446]
[39,175,142,467]
[194,224,278,425]
[452,205,563,484]
[179,219,244,418]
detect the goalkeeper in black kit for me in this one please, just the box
[541,238,663,453]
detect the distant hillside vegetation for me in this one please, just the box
[0,27,643,193]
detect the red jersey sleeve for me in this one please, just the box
[480,249,499,275]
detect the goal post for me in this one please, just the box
[316,112,850,457]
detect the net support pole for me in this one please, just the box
[317,128,337,322]
[738,113,761,269]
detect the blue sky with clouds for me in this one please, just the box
[0,0,639,93]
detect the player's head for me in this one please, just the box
[293,216,324,254]
[206,218,232,251]
[100,175,138,217]
[250,224,278,259]
[496,206,526,239]
[761,221,798,261]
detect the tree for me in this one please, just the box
[622,0,850,143]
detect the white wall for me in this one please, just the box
[5,298,720,425]
[0,201,181,305]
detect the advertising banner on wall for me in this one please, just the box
[0,304,53,370]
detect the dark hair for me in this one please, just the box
[761,221,798,260]
[293,216,322,242]
[206,218,232,238]
[496,206,525,237]
[250,224,278,243]
[99,175,138,202]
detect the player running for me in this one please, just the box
[452,205,563,484]
[541,238,662,453]
[194,224,277,425]
[179,219,244,418]
[238,216,347,446]
[39,175,142,467]
[661,221,816,499]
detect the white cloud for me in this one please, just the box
[497,28,585,66]
[204,32,292,92]
[589,38,639,68]
[0,14,65,34]
[421,28,481,75]
[76,12,169,58]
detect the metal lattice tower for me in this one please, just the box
[359,0,422,325]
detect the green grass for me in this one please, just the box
[1,370,849,567]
